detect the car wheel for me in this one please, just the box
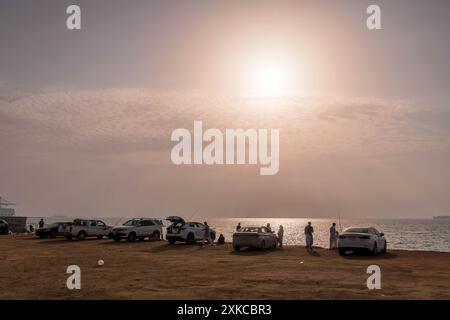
[234,246,240,252]
[127,232,137,242]
[186,233,195,245]
[381,241,387,253]
[77,232,86,240]
[338,248,346,256]
[371,243,378,256]
[210,232,216,241]
[113,236,121,242]
[50,231,57,238]
[152,231,160,241]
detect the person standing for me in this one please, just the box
[38,218,44,229]
[277,225,284,248]
[329,222,338,250]
[266,223,272,232]
[236,222,242,232]
[204,221,213,245]
[304,222,314,251]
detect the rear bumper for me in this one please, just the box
[166,235,185,242]
[338,240,372,249]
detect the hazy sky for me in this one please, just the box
[1,0,450,218]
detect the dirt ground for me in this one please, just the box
[0,234,449,300]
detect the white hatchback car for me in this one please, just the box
[165,216,216,245]
[338,227,387,256]
[111,218,163,242]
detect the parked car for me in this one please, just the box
[232,226,277,251]
[36,222,71,238]
[111,218,163,242]
[338,227,387,256]
[64,219,113,240]
[165,216,216,245]
[0,219,9,235]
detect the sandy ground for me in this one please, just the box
[0,234,449,300]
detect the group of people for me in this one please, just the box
[235,221,339,251]
[305,221,339,251]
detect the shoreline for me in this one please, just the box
[1,234,449,300]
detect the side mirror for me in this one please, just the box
[380,233,384,237]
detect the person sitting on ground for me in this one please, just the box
[217,234,225,244]
[277,225,284,248]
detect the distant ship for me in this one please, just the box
[0,196,27,232]
[0,196,16,216]
[433,216,450,220]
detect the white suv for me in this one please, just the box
[111,218,163,242]
[165,216,216,245]
[63,219,113,240]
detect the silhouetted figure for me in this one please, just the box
[277,225,284,248]
[329,223,338,250]
[304,222,314,251]
[218,234,225,244]
[204,221,213,245]
[38,219,44,229]
[236,223,242,232]
[266,223,272,232]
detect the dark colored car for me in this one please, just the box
[36,222,71,238]
[0,219,9,235]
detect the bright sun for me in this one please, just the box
[250,62,291,97]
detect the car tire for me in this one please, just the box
[186,233,195,245]
[371,243,378,256]
[338,248,346,256]
[127,232,137,242]
[152,231,160,241]
[113,236,122,242]
[381,241,387,253]
[50,231,57,238]
[77,232,86,240]
[234,246,240,252]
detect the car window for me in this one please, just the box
[189,223,196,228]
[90,221,97,227]
[345,228,369,234]
[141,220,155,226]
[97,221,106,227]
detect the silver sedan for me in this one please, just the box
[233,226,277,251]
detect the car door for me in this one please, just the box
[96,220,109,236]
[194,223,205,239]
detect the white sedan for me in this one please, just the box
[338,227,387,256]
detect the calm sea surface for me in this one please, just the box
[27,217,450,253]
